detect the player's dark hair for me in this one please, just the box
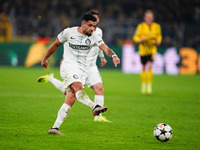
[81,12,97,22]
[88,9,100,18]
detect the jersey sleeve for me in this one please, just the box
[95,28,104,57]
[96,27,103,38]
[57,28,69,43]
[98,28,103,38]
[94,35,104,46]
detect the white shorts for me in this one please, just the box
[60,60,86,90]
[85,65,102,88]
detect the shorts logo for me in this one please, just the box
[73,74,79,79]
[85,39,91,45]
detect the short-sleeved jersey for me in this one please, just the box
[133,22,162,56]
[58,27,104,66]
[86,27,104,68]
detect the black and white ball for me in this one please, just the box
[154,123,173,142]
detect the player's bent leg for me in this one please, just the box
[52,103,71,128]
[75,90,108,116]
[71,82,108,116]
[91,83,110,121]
[72,82,95,109]
[49,103,71,135]
[65,90,76,107]
[49,78,66,94]
[48,91,76,135]
[92,83,104,95]
[38,73,66,94]
[92,83,104,109]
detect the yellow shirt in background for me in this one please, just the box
[133,22,162,56]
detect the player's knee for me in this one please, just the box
[148,61,153,69]
[71,82,83,92]
[142,64,146,71]
[95,86,104,95]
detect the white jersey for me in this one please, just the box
[86,27,104,68]
[58,27,104,67]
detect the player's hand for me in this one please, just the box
[41,59,48,69]
[139,38,146,43]
[100,57,107,67]
[112,56,120,67]
[156,41,161,46]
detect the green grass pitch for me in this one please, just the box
[0,66,200,150]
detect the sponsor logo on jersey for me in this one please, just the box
[69,43,90,50]
[85,39,91,45]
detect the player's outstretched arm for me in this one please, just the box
[98,50,107,67]
[100,57,107,67]
[99,43,120,67]
[41,38,62,68]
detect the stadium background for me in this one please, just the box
[0,0,200,74]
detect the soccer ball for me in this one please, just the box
[154,123,173,142]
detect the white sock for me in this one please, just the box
[142,84,146,88]
[52,103,71,129]
[94,95,104,106]
[147,84,152,87]
[75,90,96,109]
[147,84,152,88]
[94,95,104,117]
[49,78,65,94]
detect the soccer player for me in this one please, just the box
[41,12,120,135]
[38,10,110,122]
[133,10,162,94]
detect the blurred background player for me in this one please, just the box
[38,10,110,122]
[133,10,162,94]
